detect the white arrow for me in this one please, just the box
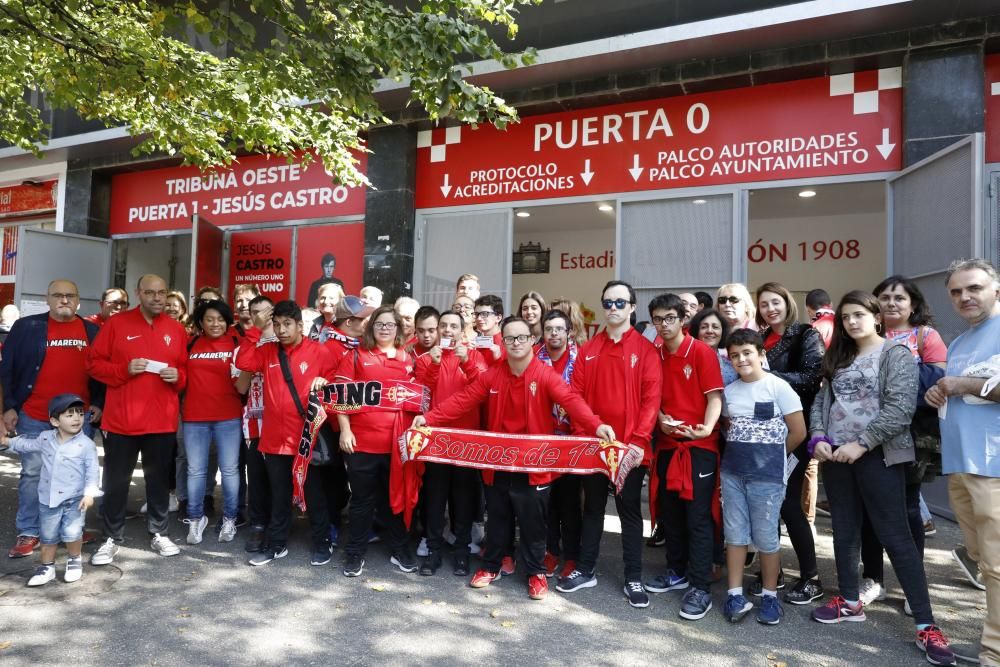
[628,154,643,182]
[440,173,452,198]
[876,128,895,160]
[580,159,594,186]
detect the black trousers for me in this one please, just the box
[660,448,715,591]
[482,472,549,575]
[823,455,934,625]
[344,452,409,557]
[781,444,819,580]
[245,438,271,529]
[102,432,174,540]
[576,465,647,581]
[423,462,478,554]
[263,454,295,549]
[546,474,582,560]
[860,475,924,583]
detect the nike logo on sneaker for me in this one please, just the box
[698,471,714,478]
[127,335,141,340]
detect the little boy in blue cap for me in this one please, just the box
[1,393,100,586]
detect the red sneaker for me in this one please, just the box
[8,535,39,559]
[470,569,499,588]
[500,556,516,576]
[559,559,577,579]
[543,552,559,577]
[528,574,548,600]
[916,625,956,666]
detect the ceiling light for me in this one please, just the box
[598,204,614,212]
[798,190,817,198]
[516,211,531,218]
[692,199,707,205]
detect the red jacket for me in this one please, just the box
[234,328,337,455]
[572,328,662,463]
[86,307,188,435]
[415,348,486,429]
[425,357,602,485]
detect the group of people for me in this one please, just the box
[0,260,998,667]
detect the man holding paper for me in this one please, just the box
[86,274,188,565]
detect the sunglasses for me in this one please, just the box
[717,296,742,305]
[601,298,631,310]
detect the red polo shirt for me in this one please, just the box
[659,334,724,449]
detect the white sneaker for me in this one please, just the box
[64,556,83,583]
[416,537,429,557]
[27,563,55,587]
[168,493,179,513]
[90,538,119,566]
[218,517,237,543]
[151,533,180,557]
[858,578,887,605]
[186,516,208,545]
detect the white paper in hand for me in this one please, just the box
[783,453,799,486]
[144,360,168,374]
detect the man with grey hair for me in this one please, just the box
[394,296,420,340]
[925,258,1000,666]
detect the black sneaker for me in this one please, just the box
[453,553,470,577]
[248,546,288,566]
[624,581,650,608]
[244,527,266,553]
[750,570,785,597]
[390,550,418,573]
[646,523,666,547]
[556,569,597,593]
[310,544,333,566]
[419,552,442,576]
[783,577,824,605]
[343,553,365,577]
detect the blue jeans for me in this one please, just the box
[721,472,785,554]
[183,419,241,519]
[39,497,85,544]
[15,410,96,537]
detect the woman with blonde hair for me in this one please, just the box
[165,290,192,332]
[550,297,588,346]
[716,283,755,331]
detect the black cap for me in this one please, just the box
[48,393,85,418]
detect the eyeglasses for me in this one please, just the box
[601,298,630,310]
[373,322,398,331]
[651,315,680,325]
[104,299,126,308]
[49,293,79,301]
[543,326,567,334]
[717,296,741,305]
[502,334,531,345]
[474,311,496,319]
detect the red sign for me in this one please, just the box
[294,222,365,307]
[0,180,57,219]
[415,70,902,208]
[110,152,366,235]
[986,55,1000,163]
[228,228,293,302]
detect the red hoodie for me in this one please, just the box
[87,307,188,435]
[234,328,337,456]
[414,347,486,429]
[425,357,602,485]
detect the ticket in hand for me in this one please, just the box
[663,417,685,427]
[439,338,454,349]
[474,336,494,349]
[144,360,168,374]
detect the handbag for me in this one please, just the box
[277,345,332,466]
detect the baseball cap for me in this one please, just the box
[48,393,85,418]
[335,295,375,322]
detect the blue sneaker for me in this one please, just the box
[724,593,753,623]
[679,587,713,620]
[757,595,784,625]
[329,525,339,547]
[644,569,689,593]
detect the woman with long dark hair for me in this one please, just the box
[753,282,825,605]
[519,291,547,343]
[855,275,948,609]
[808,291,955,666]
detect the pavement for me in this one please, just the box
[0,447,989,667]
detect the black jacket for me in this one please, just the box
[762,321,824,428]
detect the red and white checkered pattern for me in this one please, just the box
[417,126,462,163]
[829,67,901,114]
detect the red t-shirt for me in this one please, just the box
[659,335,724,448]
[500,375,527,434]
[550,350,570,377]
[183,335,243,422]
[23,318,91,421]
[592,338,628,437]
[764,330,781,351]
[335,347,414,454]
